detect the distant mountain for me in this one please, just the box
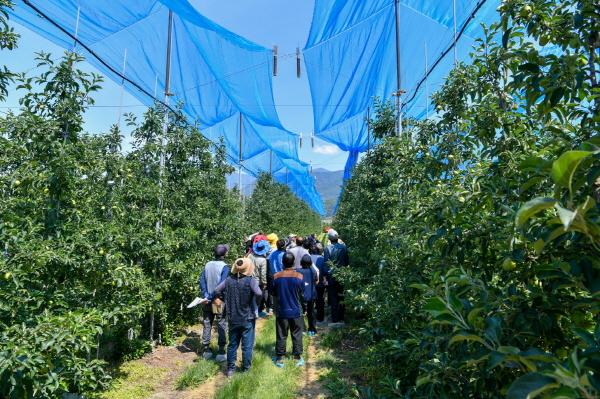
[313,168,344,216]
[226,168,344,216]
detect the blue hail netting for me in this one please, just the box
[8,0,325,215]
[303,0,501,180]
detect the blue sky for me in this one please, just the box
[2,0,349,171]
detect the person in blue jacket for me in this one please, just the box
[198,244,230,361]
[299,254,318,336]
[272,252,305,368]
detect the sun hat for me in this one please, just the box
[253,234,268,244]
[214,244,230,258]
[266,233,279,250]
[327,229,339,240]
[231,258,254,276]
[253,240,270,256]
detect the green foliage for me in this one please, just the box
[0,0,18,101]
[96,362,168,399]
[334,0,600,397]
[244,173,322,236]
[175,359,219,390]
[0,50,244,398]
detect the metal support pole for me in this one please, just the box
[238,113,243,200]
[453,0,458,65]
[71,6,81,51]
[152,9,173,343]
[367,106,371,151]
[393,0,403,137]
[117,48,127,127]
[425,42,429,119]
[153,74,158,100]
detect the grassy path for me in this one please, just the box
[99,317,331,398]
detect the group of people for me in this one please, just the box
[198,228,349,377]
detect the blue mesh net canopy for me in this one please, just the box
[303,0,500,179]
[8,0,325,215]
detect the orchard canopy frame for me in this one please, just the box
[9,0,325,215]
[303,0,501,180]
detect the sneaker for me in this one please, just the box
[258,311,269,318]
[225,369,235,378]
[307,331,316,337]
[202,351,213,360]
[274,358,285,368]
[215,354,227,362]
[295,357,305,367]
[267,308,274,316]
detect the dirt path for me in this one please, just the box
[295,327,330,399]
[161,318,269,399]
[144,325,205,399]
[103,318,331,399]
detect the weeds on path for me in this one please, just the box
[215,317,309,399]
[176,359,219,390]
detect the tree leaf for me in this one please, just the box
[516,198,557,227]
[507,373,558,399]
[449,333,487,346]
[551,151,593,192]
[423,297,449,318]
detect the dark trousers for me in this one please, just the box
[302,300,317,333]
[258,285,269,313]
[266,275,274,310]
[202,305,227,349]
[328,281,345,323]
[227,320,255,371]
[316,286,327,322]
[275,317,303,358]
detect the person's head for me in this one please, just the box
[266,233,279,250]
[253,240,270,257]
[296,236,304,246]
[276,239,286,251]
[302,239,311,250]
[300,254,312,269]
[231,258,254,277]
[314,243,324,255]
[283,252,295,269]
[214,244,229,260]
[328,229,339,243]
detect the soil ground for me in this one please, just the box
[103,316,332,398]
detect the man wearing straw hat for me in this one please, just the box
[213,257,262,378]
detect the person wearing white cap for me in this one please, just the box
[323,230,349,327]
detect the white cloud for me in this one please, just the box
[313,144,339,155]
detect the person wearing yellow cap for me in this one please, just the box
[266,233,278,251]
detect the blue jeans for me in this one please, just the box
[227,319,256,371]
